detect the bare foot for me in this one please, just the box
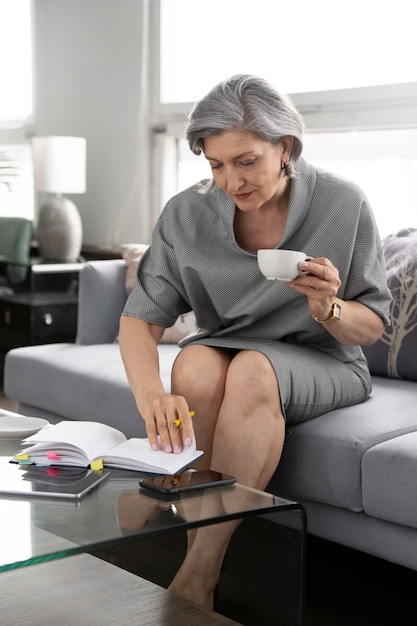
[167,517,233,609]
[168,564,215,610]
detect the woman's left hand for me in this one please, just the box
[289,257,385,346]
[289,257,341,321]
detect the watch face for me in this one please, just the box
[333,303,341,320]
[313,302,341,324]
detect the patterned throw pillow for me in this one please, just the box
[362,228,417,381]
[120,243,197,344]
[120,243,149,296]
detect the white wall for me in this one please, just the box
[33,0,151,246]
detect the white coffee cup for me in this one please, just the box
[257,249,309,282]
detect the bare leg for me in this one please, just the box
[168,347,285,608]
[171,345,234,469]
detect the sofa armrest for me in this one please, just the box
[76,260,127,345]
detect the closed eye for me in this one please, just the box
[208,158,257,171]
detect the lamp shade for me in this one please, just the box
[32,136,86,194]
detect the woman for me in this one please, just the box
[119,74,391,608]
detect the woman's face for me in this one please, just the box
[203,129,292,212]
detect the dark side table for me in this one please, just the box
[0,291,78,349]
[0,262,83,378]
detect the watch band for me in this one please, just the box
[313,301,341,325]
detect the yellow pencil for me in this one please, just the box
[171,410,195,428]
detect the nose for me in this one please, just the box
[224,168,245,193]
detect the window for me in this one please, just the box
[170,130,417,238]
[0,0,33,123]
[153,0,417,236]
[0,0,34,219]
[159,0,417,104]
[303,129,417,239]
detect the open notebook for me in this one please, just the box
[11,420,204,474]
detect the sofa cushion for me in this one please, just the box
[4,343,181,439]
[76,260,127,345]
[120,242,197,344]
[269,376,417,512]
[362,228,417,381]
[362,432,417,528]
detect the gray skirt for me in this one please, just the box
[184,337,371,426]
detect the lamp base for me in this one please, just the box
[36,195,83,262]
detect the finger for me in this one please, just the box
[298,259,339,290]
[144,406,177,453]
[168,410,195,452]
[179,410,196,448]
[145,417,161,452]
[144,396,192,453]
[155,412,177,453]
[299,259,328,279]
[168,417,188,454]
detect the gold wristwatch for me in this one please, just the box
[313,301,341,325]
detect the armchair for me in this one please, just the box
[0,217,32,290]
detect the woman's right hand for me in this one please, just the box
[119,316,194,454]
[142,393,195,455]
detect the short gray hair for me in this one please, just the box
[186,74,304,188]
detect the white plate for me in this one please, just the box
[0,415,49,439]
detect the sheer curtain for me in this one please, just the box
[0,0,34,219]
[105,0,153,245]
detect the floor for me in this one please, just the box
[91,515,417,626]
[1,385,417,625]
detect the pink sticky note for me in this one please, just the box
[46,451,61,460]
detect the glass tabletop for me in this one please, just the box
[0,435,305,573]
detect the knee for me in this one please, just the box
[226,351,280,408]
[171,345,229,398]
[172,346,203,392]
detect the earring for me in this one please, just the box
[281,161,288,173]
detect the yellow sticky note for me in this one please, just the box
[91,458,104,471]
[15,453,30,461]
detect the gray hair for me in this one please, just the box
[186,74,305,191]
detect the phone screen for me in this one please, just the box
[139,470,236,495]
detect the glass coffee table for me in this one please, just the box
[0,410,306,625]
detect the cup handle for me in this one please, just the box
[299,257,313,276]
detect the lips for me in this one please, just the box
[234,192,253,201]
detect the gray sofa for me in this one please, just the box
[4,235,417,572]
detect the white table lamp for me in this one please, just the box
[32,136,86,262]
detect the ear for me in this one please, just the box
[280,136,295,161]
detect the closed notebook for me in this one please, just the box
[11,420,204,474]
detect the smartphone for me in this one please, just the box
[139,470,236,495]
